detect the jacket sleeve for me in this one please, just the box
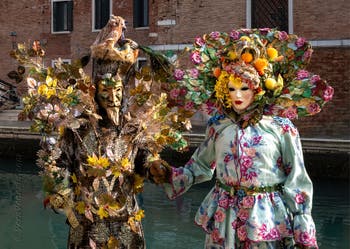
[279,119,318,248]
[162,123,218,200]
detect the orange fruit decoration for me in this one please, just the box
[241,52,253,63]
[254,58,268,75]
[213,67,221,78]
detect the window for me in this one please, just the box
[51,59,71,68]
[93,0,112,31]
[52,0,73,33]
[249,0,289,32]
[134,58,148,86]
[133,0,149,28]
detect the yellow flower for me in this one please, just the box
[38,84,48,96]
[121,158,130,170]
[134,209,145,221]
[228,75,242,89]
[112,168,121,177]
[46,76,57,87]
[214,71,231,108]
[58,126,65,136]
[66,86,73,95]
[71,173,77,183]
[87,155,110,168]
[133,174,144,193]
[46,88,56,99]
[87,155,99,166]
[97,206,109,219]
[75,201,85,214]
[97,157,110,168]
[107,237,119,248]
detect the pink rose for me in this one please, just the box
[230,30,240,40]
[231,220,238,229]
[194,36,205,47]
[311,74,321,84]
[214,210,226,222]
[323,85,334,101]
[282,106,298,120]
[242,196,255,208]
[296,69,310,80]
[173,69,184,80]
[307,103,321,115]
[296,37,307,48]
[278,31,289,41]
[299,231,311,244]
[239,156,253,169]
[190,51,201,64]
[269,228,280,239]
[295,193,305,204]
[237,225,248,241]
[237,208,249,221]
[209,31,220,40]
[189,68,199,79]
[170,88,181,99]
[211,228,223,243]
[218,196,229,209]
[252,136,262,145]
[302,49,313,62]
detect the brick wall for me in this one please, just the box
[0,0,349,139]
[294,47,350,139]
[293,0,350,39]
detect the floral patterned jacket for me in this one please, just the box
[163,114,318,248]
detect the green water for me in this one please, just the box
[0,159,349,249]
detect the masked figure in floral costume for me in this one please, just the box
[58,15,146,248]
[13,15,190,249]
[148,29,333,249]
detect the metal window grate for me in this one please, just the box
[251,0,288,32]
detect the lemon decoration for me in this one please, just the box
[239,36,251,42]
[227,51,237,60]
[265,78,277,90]
[267,47,278,60]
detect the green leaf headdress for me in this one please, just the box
[171,28,333,123]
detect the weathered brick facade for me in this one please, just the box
[0,0,349,139]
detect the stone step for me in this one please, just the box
[0,109,21,122]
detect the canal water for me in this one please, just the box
[0,158,349,249]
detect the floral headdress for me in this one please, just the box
[171,28,333,127]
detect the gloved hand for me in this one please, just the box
[147,159,171,184]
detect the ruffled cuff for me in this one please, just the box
[162,167,195,200]
[293,214,318,248]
